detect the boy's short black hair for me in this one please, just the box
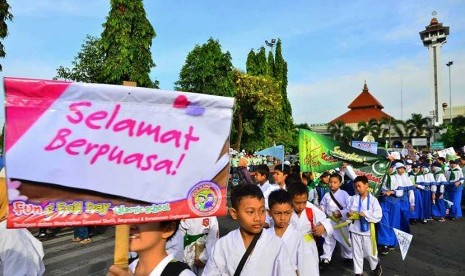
[329,172,342,183]
[268,189,292,209]
[231,184,264,209]
[353,175,368,185]
[274,164,291,175]
[319,171,331,179]
[288,182,308,199]
[255,164,270,178]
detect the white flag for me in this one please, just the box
[393,228,413,260]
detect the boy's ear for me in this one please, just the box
[229,207,238,220]
[161,221,177,240]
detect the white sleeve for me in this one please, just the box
[364,196,383,223]
[431,185,437,193]
[1,229,45,276]
[319,194,329,215]
[440,184,445,194]
[312,205,334,237]
[202,243,222,276]
[408,190,415,206]
[200,218,219,263]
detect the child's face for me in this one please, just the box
[129,222,173,253]
[255,172,267,183]
[320,175,330,184]
[292,193,308,215]
[273,170,287,185]
[354,181,369,196]
[329,176,341,192]
[230,197,265,235]
[269,203,293,229]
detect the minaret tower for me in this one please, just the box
[419,11,449,125]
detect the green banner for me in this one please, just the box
[299,129,390,196]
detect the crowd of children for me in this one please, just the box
[105,152,463,275]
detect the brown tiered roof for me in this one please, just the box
[329,82,394,124]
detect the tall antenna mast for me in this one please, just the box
[401,75,403,120]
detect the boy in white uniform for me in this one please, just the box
[203,184,294,276]
[319,173,353,266]
[288,182,333,272]
[267,189,318,276]
[347,176,382,276]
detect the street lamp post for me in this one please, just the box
[446,61,453,124]
[265,39,276,52]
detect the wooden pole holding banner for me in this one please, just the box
[113,81,137,270]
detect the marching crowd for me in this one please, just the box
[1,151,464,275]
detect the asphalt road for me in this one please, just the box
[42,206,465,276]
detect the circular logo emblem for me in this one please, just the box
[187,181,222,216]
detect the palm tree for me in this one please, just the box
[379,117,406,139]
[356,119,380,140]
[327,121,354,145]
[405,113,432,138]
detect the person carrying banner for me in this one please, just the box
[378,162,401,255]
[288,182,333,270]
[267,189,319,276]
[319,173,352,267]
[431,162,447,222]
[1,178,45,276]
[445,158,463,220]
[202,185,294,276]
[107,220,194,276]
[347,176,383,276]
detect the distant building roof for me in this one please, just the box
[330,82,394,124]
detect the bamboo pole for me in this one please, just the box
[113,80,137,269]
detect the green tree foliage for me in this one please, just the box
[255,47,268,76]
[440,115,465,149]
[100,0,156,88]
[246,49,258,75]
[405,113,431,138]
[55,36,105,83]
[274,39,293,130]
[327,121,354,145]
[242,39,295,152]
[356,119,381,140]
[0,0,13,71]
[267,50,275,77]
[175,38,235,97]
[231,70,283,151]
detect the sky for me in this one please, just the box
[1,0,465,126]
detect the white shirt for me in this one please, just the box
[347,194,382,236]
[257,181,271,195]
[291,202,333,238]
[203,228,294,276]
[391,173,415,205]
[319,189,350,219]
[129,253,194,276]
[267,225,319,276]
[0,220,45,276]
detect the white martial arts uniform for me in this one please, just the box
[202,228,295,276]
[129,253,195,276]
[257,180,271,195]
[319,189,353,261]
[267,224,319,276]
[180,217,219,275]
[0,220,45,276]
[290,202,333,271]
[347,194,382,275]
